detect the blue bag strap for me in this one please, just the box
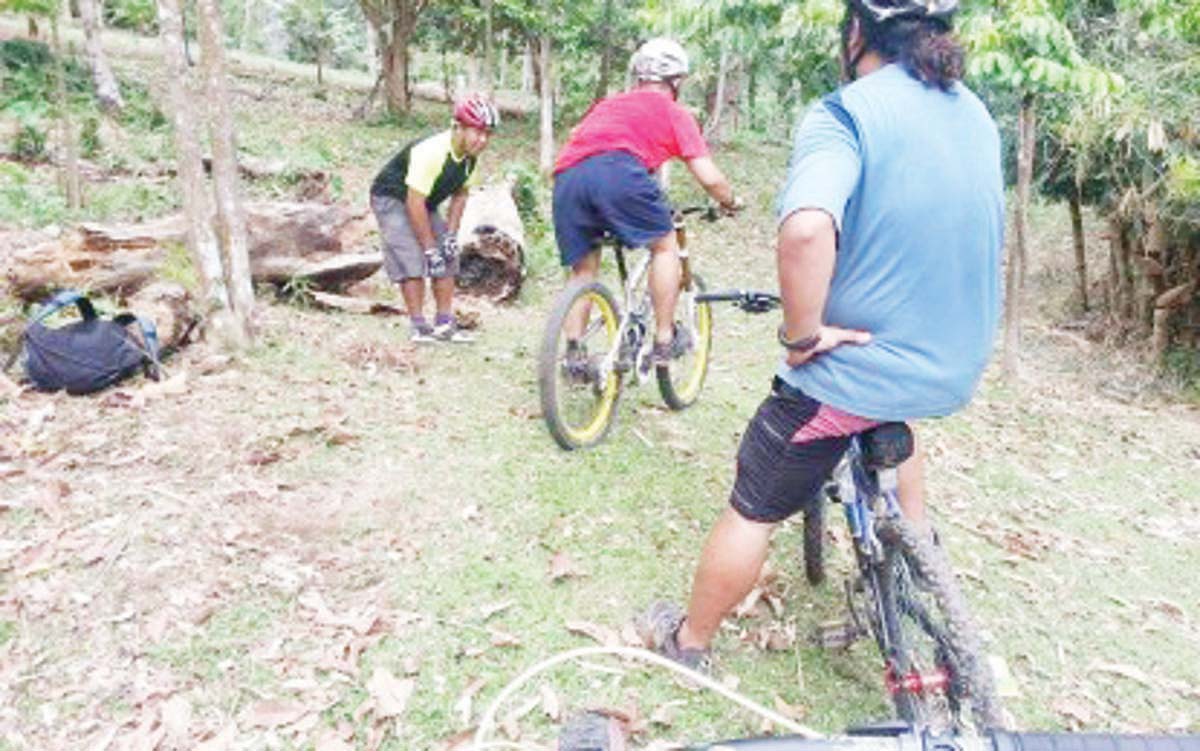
[137,317,161,369]
[112,313,161,374]
[34,290,97,323]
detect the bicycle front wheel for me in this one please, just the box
[537,280,624,451]
[875,517,1004,734]
[802,490,828,586]
[657,273,713,410]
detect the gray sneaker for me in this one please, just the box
[432,321,474,343]
[651,324,694,366]
[410,325,436,343]
[562,346,599,385]
[635,601,711,672]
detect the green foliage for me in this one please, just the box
[12,120,48,160]
[1,38,94,153]
[963,0,1123,98]
[1164,348,1200,401]
[504,161,543,228]
[0,162,66,227]
[283,0,365,71]
[102,0,158,33]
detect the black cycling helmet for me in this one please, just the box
[850,0,958,23]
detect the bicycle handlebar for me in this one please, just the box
[694,731,1200,751]
[695,289,782,314]
[676,204,723,222]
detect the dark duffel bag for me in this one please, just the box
[22,290,160,395]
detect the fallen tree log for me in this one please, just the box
[2,201,379,301]
[309,291,404,315]
[254,253,383,289]
[455,182,526,303]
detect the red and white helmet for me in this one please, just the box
[453,94,500,131]
[631,38,690,82]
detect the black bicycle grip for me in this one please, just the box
[992,733,1200,751]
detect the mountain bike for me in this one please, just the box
[807,420,1004,734]
[537,205,727,451]
[558,712,1200,751]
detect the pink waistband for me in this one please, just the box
[792,404,880,444]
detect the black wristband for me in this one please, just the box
[778,324,820,352]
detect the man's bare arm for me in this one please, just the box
[777,209,870,367]
[685,156,737,208]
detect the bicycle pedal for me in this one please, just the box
[815,620,863,650]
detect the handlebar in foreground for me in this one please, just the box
[693,731,1200,751]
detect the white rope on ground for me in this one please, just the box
[471,646,825,750]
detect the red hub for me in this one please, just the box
[885,664,951,696]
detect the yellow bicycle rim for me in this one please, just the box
[561,290,620,445]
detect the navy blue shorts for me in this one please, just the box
[552,151,674,268]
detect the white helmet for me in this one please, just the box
[631,37,690,82]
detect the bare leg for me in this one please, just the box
[399,278,425,321]
[563,250,601,341]
[431,275,455,318]
[896,426,928,529]
[676,507,776,650]
[648,232,681,345]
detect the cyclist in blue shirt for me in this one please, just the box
[643,0,1004,668]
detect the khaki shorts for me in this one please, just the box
[370,193,459,281]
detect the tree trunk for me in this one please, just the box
[522,39,534,94]
[538,33,554,174]
[748,61,758,131]
[371,0,421,115]
[78,0,124,113]
[1015,95,1035,293]
[1003,94,1035,380]
[1068,185,1088,312]
[498,33,507,90]
[595,0,613,101]
[482,0,494,95]
[241,0,254,49]
[704,43,730,141]
[50,10,82,211]
[197,0,254,342]
[155,0,230,315]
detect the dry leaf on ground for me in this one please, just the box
[454,678,486,727]
[244,699,309,729]
[549,551,583,581]
[566,620,618,646]
[367,669,414,719]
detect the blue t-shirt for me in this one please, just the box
[776,64,1004,421]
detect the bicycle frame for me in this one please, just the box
[596,244,654,382]
[832,440,953,702]
[834,438,903,565]
[594,204,700,384]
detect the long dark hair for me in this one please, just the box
[854,10,965,91]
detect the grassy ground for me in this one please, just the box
[2,29,1200,751]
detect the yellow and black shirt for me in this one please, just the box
[370,130,480,210]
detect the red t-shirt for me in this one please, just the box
[554,89,710,174]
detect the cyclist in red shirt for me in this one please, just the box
[553,38,742,366]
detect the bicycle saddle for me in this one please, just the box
[861,422,914,470]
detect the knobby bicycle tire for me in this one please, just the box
[875,516,1004,733]
[537,281,624,451]
[803,492,827,586]
[657,273,713,411]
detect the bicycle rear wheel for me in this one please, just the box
[657,273,713,410]
[875,517,1003,734]
[538,280,624,450]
